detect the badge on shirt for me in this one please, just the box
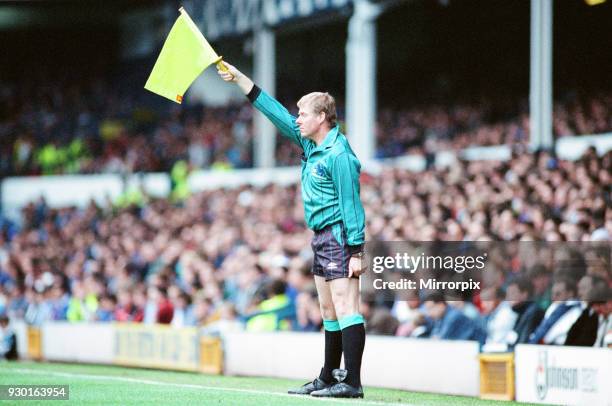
[312,163,327,178]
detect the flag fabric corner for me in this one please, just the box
[144,8,220,103]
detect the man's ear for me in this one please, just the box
[318,112,326,125]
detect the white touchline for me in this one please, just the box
[9,368,416,406]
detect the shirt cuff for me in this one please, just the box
[348,244,364,255]
[246,84,261,103]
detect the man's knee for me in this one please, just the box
[332,295,358,319]
[333,292,359,320]
[333,302,351,319]
[319,301,337,320]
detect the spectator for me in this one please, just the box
[49,286,69,321]
[66,282,97,323]
[423,292,486,345]
[529,278,582,345]
[529,265,552,311]
[393,290,422,337]
[95,294,117,322]
[565,275,607,346]
[505,278,544,346]
[362,291,398,336]
[143,286,160,325]
[25,290,53,326]
[115,289,137,322]
[246,280,293,332]
[156,287,174,325]
[481,287,518,352]
[448,296,482,322]
[192,295,213,327]
[294,289,323,332]
[130,288,146,323]
[171,291,195,328]
[0,315,17,360]
[367,309,400,336]
[589,285,612,348]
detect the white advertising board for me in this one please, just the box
[223,332,480,396]
[42,322,114,364]
[515,344,612,406]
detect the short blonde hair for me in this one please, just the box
[297,92,337,128]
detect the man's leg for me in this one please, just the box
[330,277,365,389]
[308,225,363,398]
[288,234,338,395]
[314,275,342,383]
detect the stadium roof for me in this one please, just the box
[0,0,164,30]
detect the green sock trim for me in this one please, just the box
[323,319,341,332]
[339,314,365,330]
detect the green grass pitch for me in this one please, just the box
[0,361,542,405]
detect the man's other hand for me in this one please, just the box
[348,256,367,278]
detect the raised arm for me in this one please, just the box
[217,61,305,149]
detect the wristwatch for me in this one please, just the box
[351,251,365,259]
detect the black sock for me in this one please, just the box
[319,329,343,383]
[341,323,365,387]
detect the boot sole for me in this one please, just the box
[311,393,364,398]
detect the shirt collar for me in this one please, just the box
[312,125,339,153]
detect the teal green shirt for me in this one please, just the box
[250,87,365,247]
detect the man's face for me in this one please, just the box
[506,284,527,306]
[296,104,324,139]
[532,275,551,294]
[480,288,498,314]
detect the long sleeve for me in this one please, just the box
[248,86,305,149]
[331,152,365,247]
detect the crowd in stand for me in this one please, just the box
[0,147,610,357]
[0,79,254,177]
[2,78,612,174]
[374,91,612,158]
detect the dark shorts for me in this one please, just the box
[311,223,356,281]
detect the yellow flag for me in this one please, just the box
[145,7,221,104]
